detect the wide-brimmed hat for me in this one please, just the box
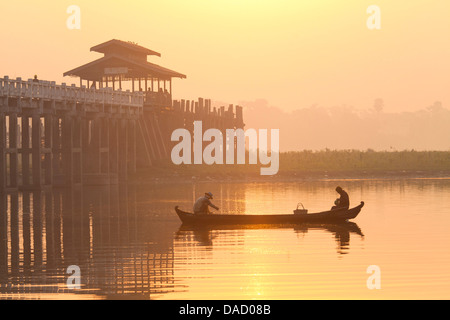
[205,192,213,199]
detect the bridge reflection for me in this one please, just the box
[0,185,181,299]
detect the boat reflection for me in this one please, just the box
[293,221,364,254]
[176,221,364,255]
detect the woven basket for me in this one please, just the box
[294,202,308,215]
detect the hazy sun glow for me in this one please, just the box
[1,0,449,115]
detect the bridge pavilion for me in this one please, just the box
[63,39,186,105]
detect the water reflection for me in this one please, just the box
[0,182,366,299]
[176,222,364,254]
[0,186,180,299]
[294,222,364,255]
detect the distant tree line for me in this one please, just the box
[241,99,450,151]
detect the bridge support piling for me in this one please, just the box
[118,118,128,182]
[62,115,73,187]
[0,115,6,190]
[9,114,18,189]
[128,119,136,175]
[21,116,30,187]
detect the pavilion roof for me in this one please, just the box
[90,39,161,57]
[63,42,186,81]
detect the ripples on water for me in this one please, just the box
[1,179,450,299]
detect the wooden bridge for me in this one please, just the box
[0,40,244,192]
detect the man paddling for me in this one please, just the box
[193,192,219,215]
[331,186,350,210]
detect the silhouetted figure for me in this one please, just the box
[331,186,349,210]
[164,88,170,105]
[193,192,219,215]
[33,75,39,83]
[158,88,164,105]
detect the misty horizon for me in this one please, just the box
[225,99,450,152]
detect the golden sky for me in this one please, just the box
[1,0,449,112]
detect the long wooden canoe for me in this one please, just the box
[175,201,364,225]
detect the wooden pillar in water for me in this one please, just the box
[0,114,5,190]
[0,193,7,273]
[52,116,62,182]
[21,116,30,187]
[62,115,73,186]
[72,117,82,184]
[82,118,89,178]
[9,114,18,188]
[100,117,110,175]
[128,119,136,174]
[109,118,119,175]
[91,118,101,174]
[32,115,41,188]
[118,118,128,181]
[44,114,53,186]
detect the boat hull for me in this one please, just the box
[175,201,364,225]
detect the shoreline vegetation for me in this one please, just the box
[131,150,450,183]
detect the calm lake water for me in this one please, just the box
[1,178,449,299]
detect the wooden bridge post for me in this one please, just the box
[118,118,128,181]
[62,115,73,186]
[0,114,6,191]
[0,193,7,273]
[109,117,119,176]
[128,119,136,175]
[9,114,18,189]
[43,114,53,186]
[93,118,102,175]
[21,116,30,187]
[82,117,107,185]
[31,114,42,188]
[52,116,62,184]
[81,117,89,182]
[100,117,110,176]
[72,116,82,185]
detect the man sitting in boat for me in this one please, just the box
[331,186,350,210]
[193,192,219,215]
